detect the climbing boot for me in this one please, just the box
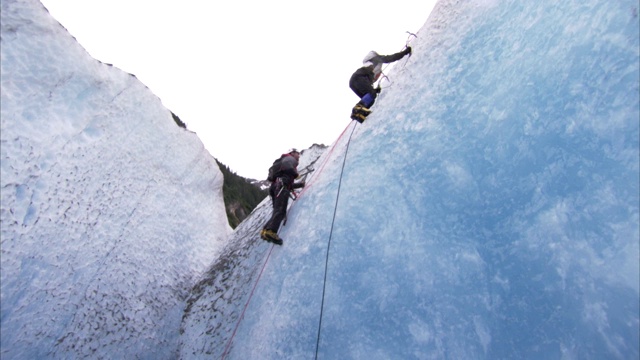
[350,111,368,123]
[262,229,283,245]
[353,103,372,115]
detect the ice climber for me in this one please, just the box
[260,149,305,245]
[349,46,412,122]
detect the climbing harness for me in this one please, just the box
[274,178,284,198]
[314,121,358,360]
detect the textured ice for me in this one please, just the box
[1,0,230,358]
[182,0,639,359]
[1,0,638,359]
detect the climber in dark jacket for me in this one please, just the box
[260,149,305,245]
[349,47,412,122]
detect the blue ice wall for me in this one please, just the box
[226,0,639,359]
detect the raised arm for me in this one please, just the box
[372,47,412,64]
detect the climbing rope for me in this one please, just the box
[220,122,358,359]
[296,121,355,198]
[220,34,418,353]
[220,242,276,360]
[314,121,358,360]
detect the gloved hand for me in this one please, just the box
[404,46,412,55]
[375,86,382,94]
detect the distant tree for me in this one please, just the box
[171,111,186,128]
[216,159,268,228]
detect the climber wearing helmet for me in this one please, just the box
[349,47,412,122]
[260,149,305,245]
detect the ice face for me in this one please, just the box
[221,0,639,359]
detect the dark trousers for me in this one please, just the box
[264,182,290,232]
[349,75,377,107]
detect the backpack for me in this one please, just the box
[267,156,284,182]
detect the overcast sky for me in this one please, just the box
[39,0,437,179]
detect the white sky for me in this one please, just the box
[39,0,437,179]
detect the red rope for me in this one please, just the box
[220,121,357,358]
[220,243,276,359]
[296,121,356,198]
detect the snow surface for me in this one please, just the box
[1,0,231,358]
[181,0,639,359]
[2,0,639,359]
